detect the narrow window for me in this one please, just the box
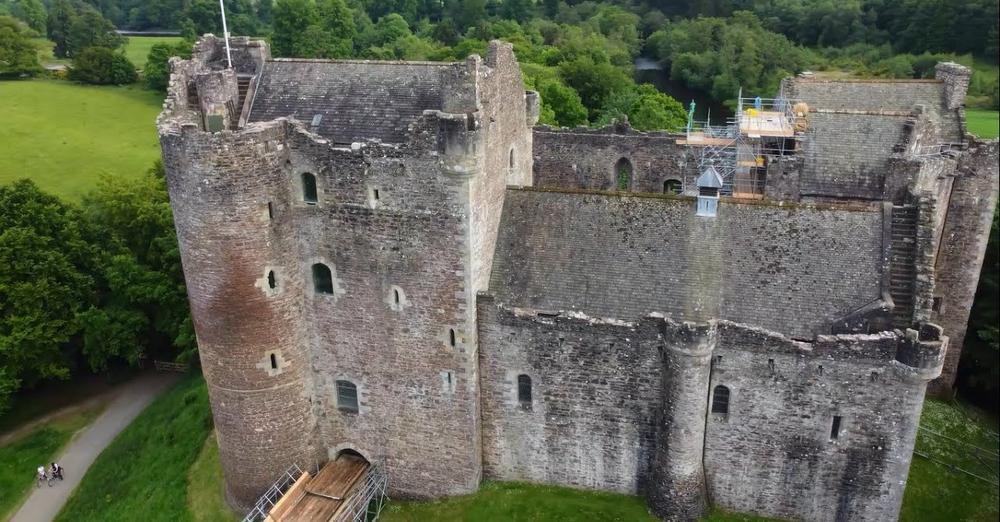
[517,374,532,410]
[269,353,277,370]
[312,263,334,294]
[373,188,380,201]
[449,328,456,348]
[715,355,723,365]
[818,365,824,376]
[509,147,515,169]
[336,380,359,413]
[830,415,842,440]
[663,179,682,195]
[768,358,775,372]
[393,288,400,304]
[711,385,730,415]
[931,297,943,312]
[267,202,274,219]
[301,172,318,204]
[870,371,879,382]
[267,270,276,290]
[615,158,633,191]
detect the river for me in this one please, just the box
[634,57,732,124]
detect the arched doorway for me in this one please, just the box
[663,178,682,195]
[614,158,633,191]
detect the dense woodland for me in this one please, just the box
[0,0,998,413]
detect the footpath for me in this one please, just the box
[10,372,179,522]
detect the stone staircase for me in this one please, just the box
[889,205,918,328]
[237,75,252,112]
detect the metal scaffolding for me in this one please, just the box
[241,465,305,522]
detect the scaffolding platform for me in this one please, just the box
[244,454,388,522]
[739,110,795,137]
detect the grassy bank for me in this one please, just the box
[0,407,102,520]
[900,400,999,522]
[0,79,162,201]
[966,109,1000,139]
[124,36,185,68]
[187,432,238,522]
[54,375,213,522]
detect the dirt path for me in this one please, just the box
[9,372,180,522]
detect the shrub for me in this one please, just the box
[143,42,192,91]
[68,46,137,85]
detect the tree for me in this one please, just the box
[0,15,41,78]
[558,55,631,119]
[271,0,319,57]
[597,83,687,131]
[65,4,124,56]
[144,41,192,91]
[9,0,45,34]
[537,79,588,127]
[46,0,75,58]
[68,46,137,84]
[0,180,97,414]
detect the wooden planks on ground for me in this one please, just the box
[277,454,369,522]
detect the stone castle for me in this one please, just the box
[157,35,999,522]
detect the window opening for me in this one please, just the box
[301,173,318,204]
[336,380,359,413]
[768,358,775,372]
[517,374,532,410]
[509,148,515,169]
[830,415,842,440]
[932,297,943,312]
[449,329,456,348]
[312,263,334,294]
[393,288,400,304]
[267,202,274,219]
[711,385,730,415]
[615,158,633,191]
[267,270,276,290]
[818,365,824,376]
[269,353,277,370]
[373,188,380,201]
[663,179,682,195]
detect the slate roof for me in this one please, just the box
[248,60,451,144]
[798,112,909,199]
[488,189,885,338]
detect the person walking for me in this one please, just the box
[35,466,47,488]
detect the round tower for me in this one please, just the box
[160,121,318,511]
[648,321,715,521]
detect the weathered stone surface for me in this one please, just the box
[158,35,997,522]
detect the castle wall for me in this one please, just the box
[282,127,483,498]
[929,141,1000,393]
[532,126,693,193]
[477,297,662,494]
[160,122,320,510]
[703,324,934,522]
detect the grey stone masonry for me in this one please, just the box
[159,36,997,522]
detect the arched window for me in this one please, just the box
[711,385,730,415]
[301,172,318,204]
[267,270,277,290]
[336,380,359,413]
[663,179,682,195]
[312,263,333,294]
[448,328,457,348]
[615,158,633,191]
[509,147,516,169]
[517,374,532,410]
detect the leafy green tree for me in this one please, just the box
[597,84,686,131]
[184,0,219,35]
[0,15,41,77]
[558,55,630,119]
[8,0,45,34]
[68,46,137,84]
[537,79,587,127]
[66,4,124,56]
[271,0,319,56]
[958,205,1000,410]
[143,41,192,91]
[46,0,75,57]
[0,180,97,414]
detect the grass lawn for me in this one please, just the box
[124,36,185,69]
[0,79,162,201]
[900,400,999,522]
[187,432,238,522]
[54,375,214,522]
[966,109,999,139]
[0,406,102,520]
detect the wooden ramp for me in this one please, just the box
[265,455,369,522]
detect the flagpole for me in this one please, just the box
[219,0,232,68]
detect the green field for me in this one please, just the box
[187,433,238,522]
[0,407,102,520]
[966,109,1000,139]
[0,79,162,201]
[55,375,214,522]
[124,36,185,69]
